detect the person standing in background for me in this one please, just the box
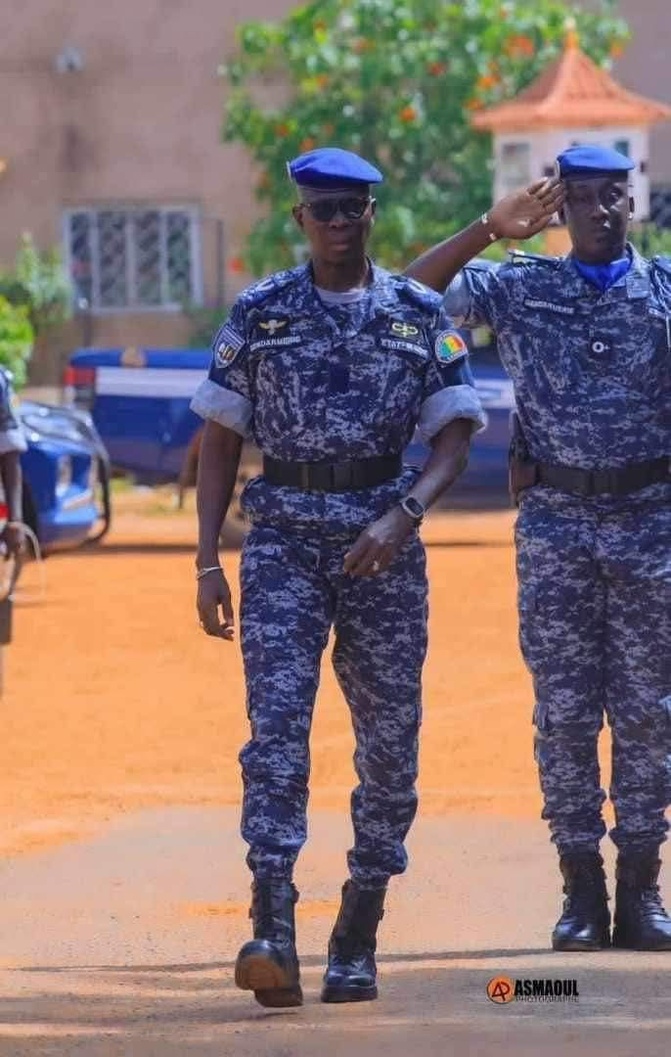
[406,145,670,953]
[0,368,26,562]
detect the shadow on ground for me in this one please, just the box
[1,958,669,1057]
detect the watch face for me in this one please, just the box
[403,497,425,520]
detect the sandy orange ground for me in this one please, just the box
[0,490,614,858]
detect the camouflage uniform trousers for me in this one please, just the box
[238,523,428,888]
[516,491,671,855]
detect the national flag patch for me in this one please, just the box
[435,330,468,364]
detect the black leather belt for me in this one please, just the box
[537,457,669,497]
[262,453,402,492]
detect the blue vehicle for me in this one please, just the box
[12,401,111,553]
[64,349,208,493]
[65,326,514,510]
[404,325,514,504]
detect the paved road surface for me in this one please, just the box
[0,807,668,1056]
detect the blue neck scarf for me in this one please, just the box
[572,252,631,292]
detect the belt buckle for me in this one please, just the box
[299,463,312,489]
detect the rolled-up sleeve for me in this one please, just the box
[417,381,487,443]
[443,263,501,328]
[189,300,254,438]
[0,425,27,455]
[416,309,487,444]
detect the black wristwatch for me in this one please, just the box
[399,495,426,526]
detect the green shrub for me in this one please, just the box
[0,296,34,388]
[12,233,72,332]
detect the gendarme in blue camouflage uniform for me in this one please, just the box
[0,370,27,458]
[0,368,27,561]
[434,145,670,953]
[193,262,482,533]
[191,146,485,1007]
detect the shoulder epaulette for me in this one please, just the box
[238,266,303,308]
[392,274,442,311]
[464,257,498,273]
[506,249,560,267]
[652,254,671,277]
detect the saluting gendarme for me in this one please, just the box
[190,147,486,1006]
[408,144,671,953]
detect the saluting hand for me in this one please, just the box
[343,507,413,577]
[197,568,235,640]
[488,177,565,241]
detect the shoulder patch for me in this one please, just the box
[240,267,303,308]
[465,258,499,273]
[507,249,560,267]
[394,274,443,312]
[213,324,245,368]
[435,330,468,364]
[652,255,671,277]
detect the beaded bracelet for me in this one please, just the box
[196,565,223,581]
[480,213,498,243]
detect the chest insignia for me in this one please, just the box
[590,339,611,354]
[258,318,289,335]
[390,320,420,338]
[380,338,427,357]
[523,298,575,316]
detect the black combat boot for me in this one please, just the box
[234,879,303,1007]
[612,851,671,951]
[551,852,611,951]
[321,880,386,1003]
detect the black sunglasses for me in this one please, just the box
[302,196,373,222]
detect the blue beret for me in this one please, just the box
[556,144,635,180]
[287,147,383,189]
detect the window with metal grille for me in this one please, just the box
[63,206,202,312]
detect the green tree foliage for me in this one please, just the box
[0,233,72,337]
[630,224,671,259]
[223,0,628,274]
[0,297,34,389]
[13,233,72,333]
